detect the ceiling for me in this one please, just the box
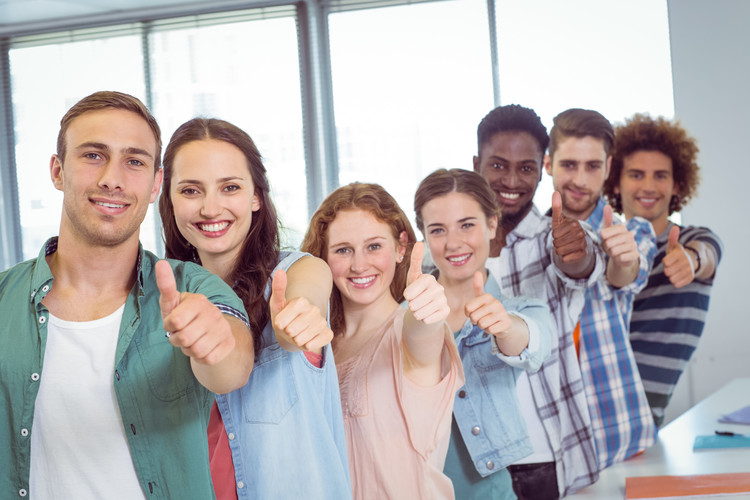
[0,0,262,36]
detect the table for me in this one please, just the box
[570,377,750,499]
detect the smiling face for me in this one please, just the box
[169,139,260,273]
[51,108,161,249]
[421,192,497,285]
[325,209,406,311]
[473,131,543,227]
[616,149,677,235]
[545,135,611,221]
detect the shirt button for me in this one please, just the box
[486,461,495,470]
[20,428,29,437]
[31,373,40,382]
[41,285,50,292]
[237,481,245,489]
[228,433,236,440]
[19,489,27,497]
[38,316,46,324]
[471,426,481,436]
[458,390,466,398]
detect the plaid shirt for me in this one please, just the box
[485,205,603,497]
[579,198,657,471]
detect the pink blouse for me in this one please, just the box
[337,307,464,500]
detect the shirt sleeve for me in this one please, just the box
[491,295,553,373]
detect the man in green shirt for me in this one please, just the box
[0,91,254,499]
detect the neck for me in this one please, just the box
[198,251,239,284]
[652,216,671,236]
[340,292,399,339]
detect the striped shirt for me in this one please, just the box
[629,223,723,427]
[485,205,604,497]
[578,198,657,471]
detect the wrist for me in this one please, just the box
[684,245,701,274]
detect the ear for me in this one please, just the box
[487,215,498,240]
[472,155,480,173]
[50,155,64,191]
[251,192,262,212]
[604,155,612,181]
[150,168,164,203]
[544,154,553,176]
[397,230,408,260]
[671,182,680,196]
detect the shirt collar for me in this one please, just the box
[507,204,547,241]
[585,197,608,230]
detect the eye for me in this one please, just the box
[367,243,381,251]
[334,247,351,255]
[429,227,445,235]
[521,164,535,173]
[84,152,103,160]
[127,159,145,167]
[223,184,240,192]
[179,187,199,196]
[461,222,475,230]
[491,162,506,170]
[560,162,574,170]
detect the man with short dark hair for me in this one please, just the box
[603,113,723,427]
[468,104,604,499]
[545,108,657,471]
[0,91,254,499]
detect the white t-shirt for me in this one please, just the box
[29,304,146,499]
[513,371,555,464]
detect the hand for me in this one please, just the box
[551,191,589,263]
[663,225,695,288]
[156,260,236,365]
[402,242,449,324]
[464,271,512,337]
[270,269,333,351]
[600,204,639,269]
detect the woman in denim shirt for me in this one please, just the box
[159,118,351,499]
[414,169,554,500]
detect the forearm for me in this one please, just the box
[493,314,529,356]
[192,316,254,394]
[606,257,639,288]
[402,311,446,386]
[686,241,718,280]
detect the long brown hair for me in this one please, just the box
[159,118,279,354]
[300,183,416,335]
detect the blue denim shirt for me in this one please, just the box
[450,273,553,477]
[214,252,351,499]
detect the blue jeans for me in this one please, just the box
[508,462,559,500]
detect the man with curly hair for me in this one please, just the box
[603,113,723,427]
[545,108,657,471]
[467,104,605,499]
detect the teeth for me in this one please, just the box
[199,222,229,232]
[448,254,470,263]
[351,276,375,285]
[96,201,125,208]
[500,192,520,200]
[639,198,656,203]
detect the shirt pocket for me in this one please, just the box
[240,343,299,424]
[135,331,196,402]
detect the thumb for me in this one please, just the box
[406,241,424,286]
[473,270,485,297]
[551,191,563,229]
[269,269,288,317]
[155,260,180,319]
[667,225,680,253]
[603,204,613,228]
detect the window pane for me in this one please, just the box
[495,0,674,213]
[149,16,307,247]
[10,37,148,260]
[329,0,495,225]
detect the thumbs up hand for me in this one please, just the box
[156,260,235,365]
[550,191,589,263]
[662,225,696,288]
[402,242,449,325]
[600,204,639,269]
[464,270,512,337]
[270,269,333,352]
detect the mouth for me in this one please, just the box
[348,275,376,288]
[636,196,659,208]
[564,186,590,200]
[90,198,129,214]
[195,221,232,237]
[446,253,472,266]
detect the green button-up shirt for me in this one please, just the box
[0,238,248,499]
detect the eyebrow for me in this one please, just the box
[75,141,154,160]
[175,176,244,185]
[426,216,477,228]
[329,235,388,247]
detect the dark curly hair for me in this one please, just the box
[477,104,549,156]
[159,118,280,355]
[604,113,700,215]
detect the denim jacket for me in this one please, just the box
[451,273,553,476]
[214,252,351,499]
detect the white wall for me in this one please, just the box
[662,0,750,424]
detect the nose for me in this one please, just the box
[573,167,586,187]
[350,250,368,274]
[641,173,657,192]
[97,160,124,192]
[200,191,222,218]
[446,229,462,250]
[502,168,520,188]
